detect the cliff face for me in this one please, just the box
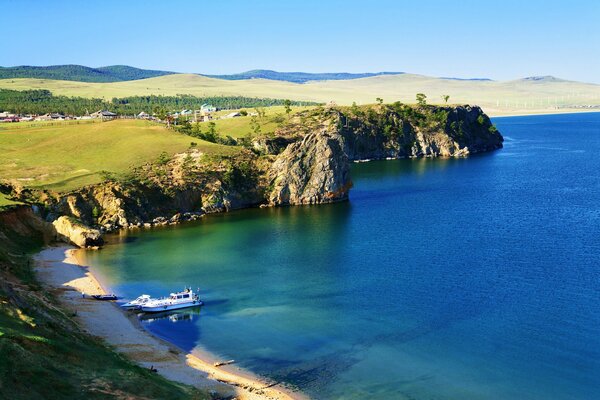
[266,104,502,205]
[338,105,503,160]
[268,124,351,205]
[11,104,502,246]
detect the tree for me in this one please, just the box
[250,116,261,135]
[376,97,383,105]
[441,95,450,104]
[416,93,427,106]
[284,99,292,118]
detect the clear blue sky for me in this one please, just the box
[1,0,599,83]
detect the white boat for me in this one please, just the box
[121,294,152,309]
[140,288,202,313]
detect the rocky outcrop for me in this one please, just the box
[52,216,103,248]
[268,127,351,205]
[338,105,503,160]
[266,104,502,204]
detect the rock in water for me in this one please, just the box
[52,216,103,248]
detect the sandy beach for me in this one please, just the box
[35,246,305,400]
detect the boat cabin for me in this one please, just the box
[170,291,192,300]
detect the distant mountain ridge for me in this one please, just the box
[203,69,405,83]
[0,65,174,82]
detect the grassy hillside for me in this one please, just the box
[1,73,598,115]
[0,208,206,399]
[0,119,236,191]
[0,65,174,83]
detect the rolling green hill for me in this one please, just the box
[0,119,236,191]
[0,65,174,83]
[1,73,599,116]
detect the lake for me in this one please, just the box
[83,112,600,399]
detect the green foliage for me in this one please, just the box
[376,97,383,105]
[416,93,427,106]
[284,99,292,116]
[156,151,170,166]
[442,94,450,103]
[0,88,318,116]
[250,116,261,135]
[477,115,486,125]
[99,170,116,182]
[223,159,258,189]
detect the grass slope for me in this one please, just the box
[0,193,22,209]
[0,209,206,400]
[0,65,174,83]
[0,119,236,191]
[1,73,598,114]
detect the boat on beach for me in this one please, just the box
[121,294,152,309]
[140,288,202,313]
[91,294,118,301]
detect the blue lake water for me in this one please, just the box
[83,112,600,399]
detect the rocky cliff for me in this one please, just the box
[265,104,502,205]
[8,104,502,246]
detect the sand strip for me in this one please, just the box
[35,246,305,400]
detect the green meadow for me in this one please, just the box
[0,119,237,192]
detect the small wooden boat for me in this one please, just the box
[91,294,118,301]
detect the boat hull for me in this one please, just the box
[140,300,203,313]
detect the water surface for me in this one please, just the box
[84,112,600,399]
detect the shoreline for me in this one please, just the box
[485,108,600,118]
[34,246,306,400]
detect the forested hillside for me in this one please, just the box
[0,89,318,115]
[0,65,173,82]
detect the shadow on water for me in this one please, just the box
[139,307,203,353]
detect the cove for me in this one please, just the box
[81,112,600,400]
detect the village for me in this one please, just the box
[0,103,249,124]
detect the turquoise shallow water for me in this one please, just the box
[84,112,600,399]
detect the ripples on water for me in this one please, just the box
[84,112,600,400]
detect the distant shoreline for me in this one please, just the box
[486,108,600,118]
[35,246,306,400]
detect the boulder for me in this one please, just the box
[52,216,103,248]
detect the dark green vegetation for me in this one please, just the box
[205,69,404,83]
[0,65,173,83]
[0,208,207,400]
[0,88,318,115]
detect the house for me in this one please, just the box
[223,112,241,119]
[34,113,64,121]
[200,103,216,113]
[200,114,212,122]
[137,111,150,119]
[91,110,117,119]
[180,109,193,116]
